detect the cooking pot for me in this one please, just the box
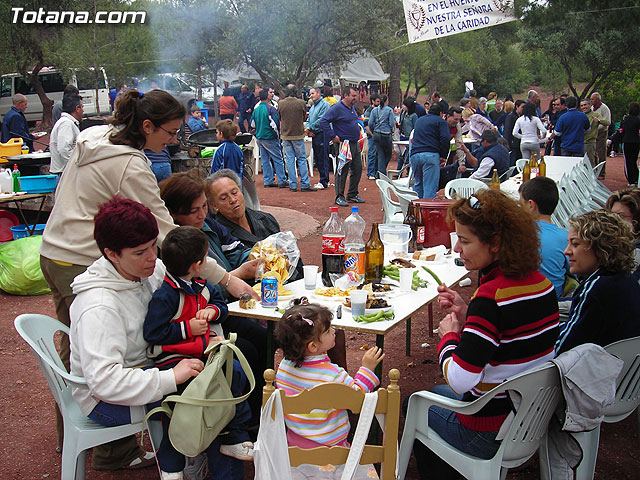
[413,199,455,248]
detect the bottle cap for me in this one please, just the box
[352,206,358,213]
[330,206,338,213]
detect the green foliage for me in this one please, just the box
[600,69,640,121]
[519,0,640,98]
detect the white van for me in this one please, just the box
[0,66,110,124]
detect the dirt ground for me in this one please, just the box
[0,154,638,479]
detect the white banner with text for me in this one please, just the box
[403,0,517,43]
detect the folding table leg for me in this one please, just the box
[405,317,411,356]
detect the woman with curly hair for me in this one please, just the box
[606,187,640,279]
[555,210,640,354]
[408,190,560,479]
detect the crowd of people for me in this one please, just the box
[21,77,640,480]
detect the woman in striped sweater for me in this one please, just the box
[412,190,560,479]
[275,302,383,448]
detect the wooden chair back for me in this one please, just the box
[262,368,401,479]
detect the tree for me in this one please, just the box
[519,0,640,99]
[0,1,74,126]
[222,0,375,92]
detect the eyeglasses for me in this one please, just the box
[157,125,179,138]
[469,196,482,210]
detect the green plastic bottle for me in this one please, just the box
[12,164,21,192]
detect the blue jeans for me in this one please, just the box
[150,162,172,183]
[257,138,287,186]
[366,136,377,177]
[312,130,330,187]
[410,151,440,198]
[410,385,500,479]
[282,139,311,189]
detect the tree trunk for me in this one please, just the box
[388,53,402,108]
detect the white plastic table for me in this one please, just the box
[227,257,470,374]
[501,155,583,200]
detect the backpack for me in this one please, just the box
[145,333,255,457]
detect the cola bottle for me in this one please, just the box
[322,206,345,286]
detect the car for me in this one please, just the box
[136,73,196,107]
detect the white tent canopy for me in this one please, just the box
[216,52,388,87]
[335,52,389,83]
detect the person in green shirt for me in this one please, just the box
[581,98,610,168]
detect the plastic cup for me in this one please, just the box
[303,265,319,290]
[450,232,459,251]
[350,290,368,318]
[399,267,415,293]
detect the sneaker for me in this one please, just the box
[94,451,156,471]
[160,471,183,480]
[335,197,349,207]
[264,183,278,188]
[367,175,376,180]
[183,453,208,480]
[278,183,289,188]
[313,183,325,189]
[347,195,366,203]
[301,186,317,192]
[219,441,254,461]
[289,187,297,191]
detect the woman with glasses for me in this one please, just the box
[40,90,257,470]
[408,190,560,479]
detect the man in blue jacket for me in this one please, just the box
[319,86,365,207]
[1,94,34,151]
[409,103,450,198]
[237,85,256,134]
[552,96,590,157]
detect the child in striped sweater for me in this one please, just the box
[275,302,384,448]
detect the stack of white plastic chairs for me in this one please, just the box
[550,155,611,229]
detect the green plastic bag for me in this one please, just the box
[200,146,218,158]
[0,235,50,295]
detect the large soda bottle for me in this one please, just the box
[322,206,345,286]
[343,206,366,278]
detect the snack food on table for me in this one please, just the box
[238,293,256,309]
[314,286,354,297]
[412,251,436,261]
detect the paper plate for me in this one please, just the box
[0,209,19,242]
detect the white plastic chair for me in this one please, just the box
[377,173,418,216]
[444,178,487,199]
[378,172,415,197]
[375,179,404,223]
[540,336,640,480]
[516,159,528,173]
[398,362,561,480]
[14,314,154,480]
[501,166,516,181]
[593,161,606,179]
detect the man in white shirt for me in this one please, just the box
[590,92,611,178]
[50,94,83,174]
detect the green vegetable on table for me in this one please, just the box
[354,310,395,323]
[421,266,443,285]
[383,265,429,290]
[276,307,286,314]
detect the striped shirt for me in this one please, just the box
[438,265,559,431]
[275,355,379,446]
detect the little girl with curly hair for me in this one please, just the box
[275,302,384,448]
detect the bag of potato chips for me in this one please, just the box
[250,231,300,286]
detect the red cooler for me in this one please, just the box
[414,199,455,248]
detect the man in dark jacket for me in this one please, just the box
[468,130,510,179]
[237,85,256,133]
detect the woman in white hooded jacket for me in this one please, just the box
[70,197,206,480]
